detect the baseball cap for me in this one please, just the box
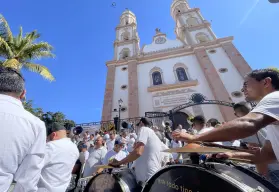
[136,117,151,126]
[81,144,87,149]
[46,122,66,136]
[115,139,126,145]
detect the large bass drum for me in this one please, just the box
[84,168,138,192]
[142,163,278,192]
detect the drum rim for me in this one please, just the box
[143,164,251,192]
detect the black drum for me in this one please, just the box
[142,163,278,192]
[84,168,138,192]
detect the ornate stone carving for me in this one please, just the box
[153,88,195,97]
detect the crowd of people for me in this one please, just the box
[1,65,279,192]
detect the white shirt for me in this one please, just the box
[0,94,46,192]
[38,138,79,192]
[83,146,107,177]
[252,91,279,160]
[171,140,182,160]
[127,138,135,152]
[102,150,127,165]
[134,126,162,182]
[79,151,89,164]
[106,139,115,151]
[160,142,173,166]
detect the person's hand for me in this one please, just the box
[172,131,194,142]
[108,159,121,167]
[215,152,234,159]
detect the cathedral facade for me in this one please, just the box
[101,0,251,127]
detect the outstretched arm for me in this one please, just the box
[173,112,276,143]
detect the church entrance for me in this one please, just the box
[172,112,190,131]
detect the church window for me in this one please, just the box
[152,71,163,85]
[209,49,216,54]
[120,48,130,59]
[121,85,127,90]
[219,68,228,73]
[121,31,130,41]
[173,63,190,82]
[176,67,188,81]
[231,91,243,98]
[196,33,210,43]
[187,17,199,26]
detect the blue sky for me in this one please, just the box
[1,0,279,123]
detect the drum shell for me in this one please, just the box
[84,168,138,192]
[142,164,277,192]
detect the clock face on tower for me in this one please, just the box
[155,37,166,44]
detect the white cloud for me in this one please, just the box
[239,0,260,26]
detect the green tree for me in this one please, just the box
[0,14,55,81]
[23,100,43,118]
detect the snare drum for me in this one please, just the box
[84,168,138,192]
[74,176,94,192]
[142,163,278,192]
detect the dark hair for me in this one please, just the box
[246,68,279,90]
[233,102,252,113]
[137,117,151,127]
[193,115,206,125]
[207,118,219,127]
[0,67,25,95]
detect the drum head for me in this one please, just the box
[143,165,248,192]
[84,173,121,192]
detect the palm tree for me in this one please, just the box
[0,14,55,81]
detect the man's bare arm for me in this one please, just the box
[192,113,276,143]
[217,141,277,164]
[118,142,144,165]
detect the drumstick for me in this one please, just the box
[200,142,255,153]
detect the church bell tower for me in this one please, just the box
[171,0,217,45]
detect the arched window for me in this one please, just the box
[121,31,130,41]
[187,17,199,26]
[120,48,130,59]
[176,67,188,81]
[152,71,163,85]
[196,33,209,43]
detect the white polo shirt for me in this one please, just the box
[0,94,46,192]
[38,138,79,192]
[252,91,279,160]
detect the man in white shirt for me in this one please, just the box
[102,140,127,165]
[0,67,46,192]
[38,123,79,192]
[172,69,279,165]
[79,144,89,164]
[110,118,162,188]
[127,133,136,152]
[106,131,116,151]
[83,136,107,177]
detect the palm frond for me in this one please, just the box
[0,36,13,58]
[3,58,20,69]
[25,30,41,42]
[23,62,55,81]
[0,14,13,42]
[17,42,54,60]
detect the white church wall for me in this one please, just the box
[143,38,183,53]
[206,47,245,103]
[137,54,224,122]
[117,44,134,60]
[111,65,129,119]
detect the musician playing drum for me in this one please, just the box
[172,69,279,188]
[110,117,163,191]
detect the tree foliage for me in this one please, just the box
[23,100,75,130]
[0,14,55,81]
